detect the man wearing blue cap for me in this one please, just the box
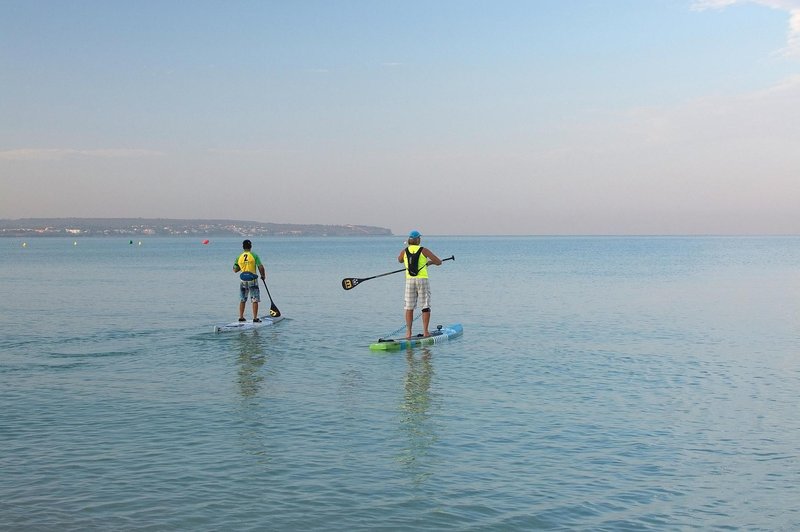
[397,230,443,338]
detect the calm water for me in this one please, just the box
[1,236,798,530]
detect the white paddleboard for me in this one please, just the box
[213,315,285,333]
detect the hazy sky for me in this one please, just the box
[1,0,798,235]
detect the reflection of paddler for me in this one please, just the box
[233,239,267,323]
[404,350,433,415]
[236,335,266,399]
[398,348,436,481]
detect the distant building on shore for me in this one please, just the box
[0,218,393,238]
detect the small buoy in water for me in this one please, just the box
[22,242,27,248]
[138,241,142,246]
[202,239,210,245]
[129,240,133,245]
[73,241,78,246]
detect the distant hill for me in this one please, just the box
[0,218,393,237]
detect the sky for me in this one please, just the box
[1,0,798,235]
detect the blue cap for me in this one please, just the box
[408,230,421,238]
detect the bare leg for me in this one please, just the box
[405,309,414,338]
[253,301,259,320]
[239,301,246,320]
[422,310,431,337]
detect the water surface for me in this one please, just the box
[1,236,798,530]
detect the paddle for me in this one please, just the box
[341,255,454,290]
[261,278,281,317]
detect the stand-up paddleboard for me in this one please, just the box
[369,323,463,351]
[214,315,285,333]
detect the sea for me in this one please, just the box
[1,235,798,531]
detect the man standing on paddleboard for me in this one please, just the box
[233,239,267,322]
[398,230,443,338]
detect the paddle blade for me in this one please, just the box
[341,277,361,290]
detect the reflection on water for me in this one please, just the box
[233,330,274,463]
[398,347,437,484]
[235,331,270,399]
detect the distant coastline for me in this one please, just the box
[0,218,393,237]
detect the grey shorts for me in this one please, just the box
[404,277,431,310]
[240,280,261,303]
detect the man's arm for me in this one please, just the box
[423,248,443,266]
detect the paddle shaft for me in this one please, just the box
[261,278,281,317]
[341,255,454,290]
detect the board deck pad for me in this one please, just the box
[369,323,463,351]
[214,315,285,333]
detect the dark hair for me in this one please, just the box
[242,239,252,250]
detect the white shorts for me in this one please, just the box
[404,278,431,310]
